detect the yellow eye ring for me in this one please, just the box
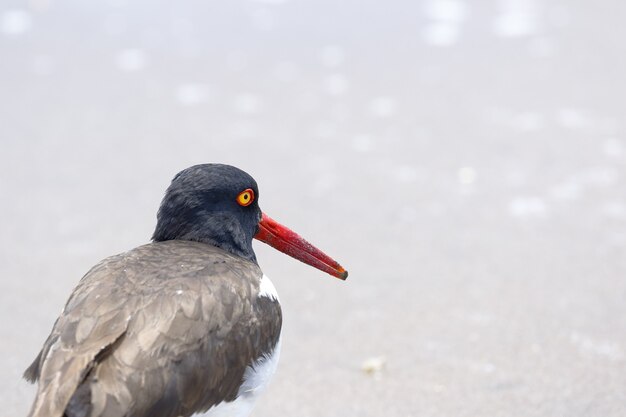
[236,188,255,207]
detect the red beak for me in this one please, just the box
[254,213,348,280]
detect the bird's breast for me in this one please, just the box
[257,274,279,301]
[200,339,282,417]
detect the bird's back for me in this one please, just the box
[25,240,282,417]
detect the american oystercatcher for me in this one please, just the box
[24,164,347,417]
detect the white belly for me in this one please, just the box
[199,339,282,417]
[200,274,281,417]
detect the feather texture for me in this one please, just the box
[25,240,282,417]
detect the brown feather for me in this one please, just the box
[25,240,282,417]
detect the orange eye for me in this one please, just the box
[236,188,255,207]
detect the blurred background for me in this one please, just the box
[1,0,626,416]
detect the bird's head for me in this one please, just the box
[152,164,347,279]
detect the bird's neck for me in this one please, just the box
[152,214,257,263]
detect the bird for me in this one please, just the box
[24,163,348,417]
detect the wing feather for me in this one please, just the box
[25,241,282,417]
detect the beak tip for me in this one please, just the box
[337,268,348,280]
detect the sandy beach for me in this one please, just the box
[1,1,625,415]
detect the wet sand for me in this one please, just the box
[1,1,625,415]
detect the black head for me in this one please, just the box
[152,164,262,262]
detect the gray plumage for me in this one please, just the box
[25,240,282,417]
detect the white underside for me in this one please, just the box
[258,273,279,301]
[199,275,281,417]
